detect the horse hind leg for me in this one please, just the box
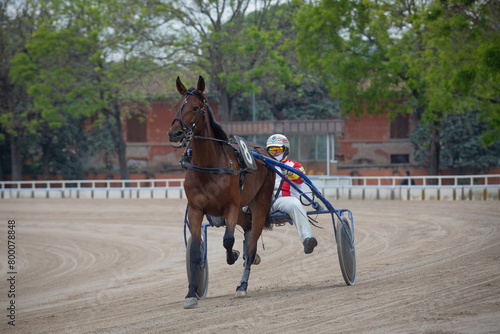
[236,171,273,297]
[236,221,264,297]
[242,228,261,267]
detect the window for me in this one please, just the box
[127,112,147,142]
[391,154,409,164]
[390,114,409,139]
[298,135,316,161]
[293,134,329,162]
[243,133,333,162]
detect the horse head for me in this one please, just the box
[168,76,206,148]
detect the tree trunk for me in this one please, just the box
[110,104,129,180]
[41,140,51,180]
[428,125,441,184]
[0,154,4,181]
[10,133,22,181]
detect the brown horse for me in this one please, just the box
[168,76,275,308]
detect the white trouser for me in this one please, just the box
[271,196,312,243]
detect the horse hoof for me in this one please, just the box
[233,250,240,260]
[235,290,247,298]
[243,253,261,267]
[227,250,240,265]
[183,297,198,309]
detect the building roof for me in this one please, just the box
[122,71,214,98]
[221,119,343,135]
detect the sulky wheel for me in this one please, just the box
[186,236,209,299]
[336,216,356,286]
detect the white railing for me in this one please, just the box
[312,174,500,201]
[1,174,499,200]
[1,179,186,199]
[0,178,185,190]
[315,174,500,187]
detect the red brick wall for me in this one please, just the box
[336,111,415,168]
[123,98,222,170]
[343,113,390,142]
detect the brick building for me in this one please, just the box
[122,96,420,178]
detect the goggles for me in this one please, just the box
[268,146,284,154]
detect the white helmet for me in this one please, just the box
[266,134,290,159]
[266,134,289,149]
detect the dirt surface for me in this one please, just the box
[1,199,499,333]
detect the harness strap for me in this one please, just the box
[192,135,229,143]
[181,160,241,175]
[171,89,206,138]
[270,177,285,209]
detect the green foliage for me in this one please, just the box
[2,0,497,180]
[420,0,500,143]
[168,0,294,121]
[232,74,340,121]
[232,2,339,122]
[295,0,409,118]
[295,0,500,174]
[411,111,500,174]
[11,23,101,129]
[22,118,114,179]
[3,0,174,179]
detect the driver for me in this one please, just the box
[266,134,318,254]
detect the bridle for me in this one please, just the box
[170,88,207,148]
[170,88,242,175]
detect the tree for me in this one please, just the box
[411,111,500,174]
[232,75,341,121]
[9,0,175,180]
[21,118,114,180]
[232,2,341,121]
[10,22,101,179]
[295,0,499,177]
[422,0,500,147]
[168,0,291,121]
[0,0,39,181]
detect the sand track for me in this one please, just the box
[1,199,499,333]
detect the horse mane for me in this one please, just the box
[207,103,229,142]
[187,87,228,142]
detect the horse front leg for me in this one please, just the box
[184,210,203,309]
[223,208,240,265]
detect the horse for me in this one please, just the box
[168,76,275,309]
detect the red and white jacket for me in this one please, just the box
[274,157,305,199]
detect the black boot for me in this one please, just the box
[303,237,318,254]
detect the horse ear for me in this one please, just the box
[197,76,205,94]
[176,76,187,95]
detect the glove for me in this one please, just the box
[286,166,305,181]
[281,167,299,180]
[281,168,291,176]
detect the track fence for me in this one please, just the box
[1,174,499,200]
[1,179,185,199]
